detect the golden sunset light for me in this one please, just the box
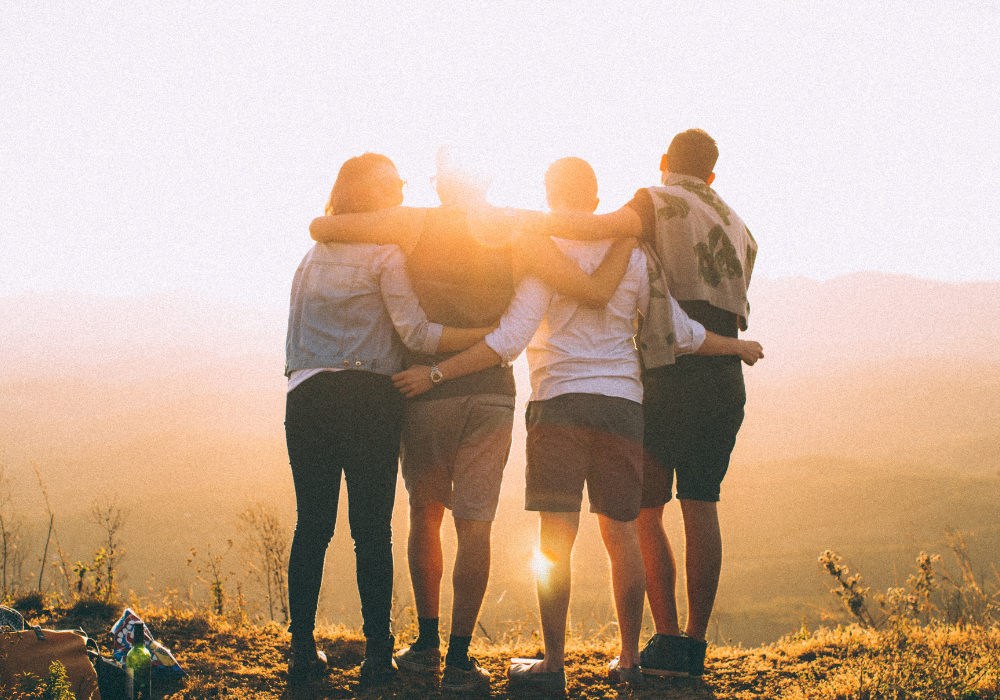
[2,3,999,699]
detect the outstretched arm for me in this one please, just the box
[697,333,764,366]
[513,235,637,309]
[667,295,764,366]
[393,340,503,399]
[310,207,426,254]
[392,276,550,398]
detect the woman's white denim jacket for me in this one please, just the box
[285,242,443,377]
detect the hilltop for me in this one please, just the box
[12,602,1000,700]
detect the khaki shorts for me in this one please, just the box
[401,393,515,522]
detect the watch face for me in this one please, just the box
[430,367,444,384]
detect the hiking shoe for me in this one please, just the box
[607,656,644,687]
[441,655,490,692]
[358,656,398,688]
[507,658,566,696]
[394,645,442,674]
[287,648,328,686]
[640,633,691,676]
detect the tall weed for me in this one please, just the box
[821,529,1000,630]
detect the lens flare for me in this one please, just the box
[530,549,554,584]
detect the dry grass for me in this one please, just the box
[16,603,1000,699]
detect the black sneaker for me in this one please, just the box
[359,635,399,688]
[358,656,398,688]
[287,648,328,686]
[639,634,691,677]
[687,636,708,677]
[607,656,644,688]
[394,645,442,674]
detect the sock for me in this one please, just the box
[411,617,440,651]
[445,635,472,669]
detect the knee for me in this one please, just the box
[455,518,492,543]
[678,499,720,524]
[411,502,446,531]
[292,521,335,550]
[348,510,392,543]
[637,506,665,532]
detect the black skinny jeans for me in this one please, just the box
[285,370,403,644]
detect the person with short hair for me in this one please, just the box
[633,130,757,678]
[503,157,651,692]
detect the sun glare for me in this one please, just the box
[530,549,555,583]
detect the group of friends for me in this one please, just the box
[282,129,763,693]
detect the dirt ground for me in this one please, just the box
[22,605,1000,700]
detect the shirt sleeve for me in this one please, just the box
[484,276,551,365]
[377,246,444,354]
[625,189,656,245]
[670,293,706,355]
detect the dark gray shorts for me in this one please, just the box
[525,393,644,523]
[641,359,746,506]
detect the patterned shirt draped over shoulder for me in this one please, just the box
[631,174,756,371]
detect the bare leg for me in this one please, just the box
[598,515,646,668]
[637,505,682,636]
[408,502,446,620]
[450,517,493,637]
[679,499,722,642]
[533,511,579,672]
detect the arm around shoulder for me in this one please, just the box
[515,235,637,309]
[535,205,642,242]
[310,207,425,253]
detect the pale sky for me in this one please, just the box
[3,1,998,303]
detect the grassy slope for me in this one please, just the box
[22,604,1000,700]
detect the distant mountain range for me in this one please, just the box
[1,273,997,500]
[3,272,997,383]
[747,272,1000,375]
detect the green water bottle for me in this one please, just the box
[126,621,152,700]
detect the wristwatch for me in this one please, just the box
[429,364,444,385]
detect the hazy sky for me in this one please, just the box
[3,2,998,302]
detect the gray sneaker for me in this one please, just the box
[639,634,691,676]
[394,645,442,674]
[507,658,566,696]
[441,656,490,692]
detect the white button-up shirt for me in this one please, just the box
[484,239,705,404]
